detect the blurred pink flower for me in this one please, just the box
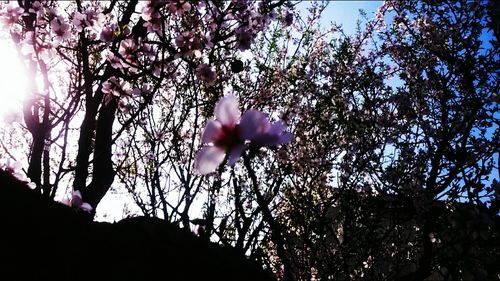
[175,31,203,57]
[68,190,93,213]
[102,76,130,105]
[0,5,24,28]
[195,95,244,175]
[240,110,293,147]
[106,51,123,69]
[72,12,86,31]
[28,1,43,15]
[142,4,163,33]
[195,95,293,175]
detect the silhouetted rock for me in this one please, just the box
[0,169,274,281]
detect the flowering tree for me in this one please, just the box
[0,0,289,207]
[0,0,297,278]
[246,0,499,279]
[0,0,499,280]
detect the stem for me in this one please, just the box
[243,154,296,281]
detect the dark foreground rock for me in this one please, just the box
[0,170,274,281]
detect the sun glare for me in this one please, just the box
[0,38,28,121]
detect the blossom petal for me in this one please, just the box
[278,131,294,144]
[227,144,246,166]
[252,130,293,146]
[71,191,83,207]
[201,120,222,144]
[72,190,82,199]
[269,121,286,135]
[239,109,268,140]
[251,134,273,146]
[215,95,240,126]
[194,146,226,175]
[80,203,93,213]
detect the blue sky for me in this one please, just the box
[296,1,382,34]
[321,1,382,33]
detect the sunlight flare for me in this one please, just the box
[0,38,28,121]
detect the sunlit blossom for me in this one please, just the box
[116,39,140,72]
[50,17,71,44]
[0,4,24,28]
[102,77,130,105]
[73,12,102,37]
[195,95,244,175]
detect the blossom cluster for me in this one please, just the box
[195,95,293,175]
[0,0,290,107]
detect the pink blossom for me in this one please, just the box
[118,96,132,114]
[106,51,124,69]
[83,10,104,29]
[142,4,163,33]
[72,12,87,31]
[195,95,293,175]
[249,13,270,32]
[130,84,152,97]
[175,32,191,48]
[167,0,192,16]
[50,17,71,44]
[102,76,129,105]
[118,39,139,71]
[175,31,203,58]
[119,39,137,60]
[239,110,293,147]
[139,43,156,60]
[100,24,117,42]
[195,95,245,174]
[102,77,123,96]
[0,5,24,28]
[195,63,216,86]
[28,1,43,15]
[235,28,253,51]
[72,9,104,32]
[68,190,93,213]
